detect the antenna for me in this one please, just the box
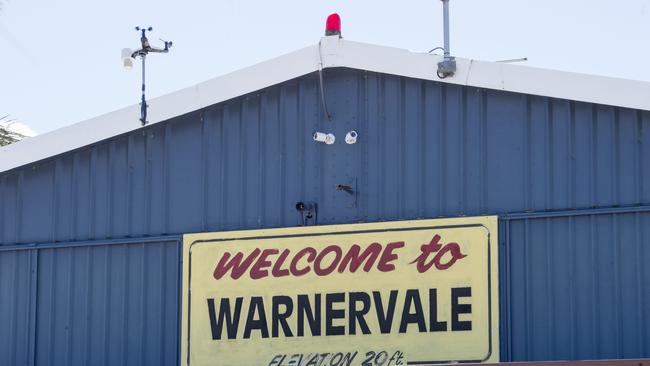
[496,57,529,63]
[122,26,173,126]
[437,0,456,78]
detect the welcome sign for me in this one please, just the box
[181,217,499,366]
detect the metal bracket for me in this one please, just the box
[295,202,318,226]
[336,184,354,194]
[437,57,457,78]
[336,178,358,208]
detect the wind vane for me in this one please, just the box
[122,26,173,126]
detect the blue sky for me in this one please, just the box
[1,0,649,134]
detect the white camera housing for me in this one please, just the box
[313,132,336,145]
[345,130,358,144]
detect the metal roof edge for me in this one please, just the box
[0,43,321,173]
[322,37,650,111]
[2,37,649,173]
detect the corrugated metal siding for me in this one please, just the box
[2,69,650,243]
[501,210,650,361]
[1,68,650,363]
[0,239,180,366]
[0,250,33,366]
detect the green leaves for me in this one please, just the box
[0,116,26,147]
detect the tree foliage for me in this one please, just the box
[0,116,25,147]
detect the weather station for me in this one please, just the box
[121,26,173,126]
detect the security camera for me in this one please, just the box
[295,201,317,225]
[313,132,335,145]
[295,201,314,212]
[345,130,358,144]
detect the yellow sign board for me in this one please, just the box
[181,216,499,366]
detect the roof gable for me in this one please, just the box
[2,36,649,173]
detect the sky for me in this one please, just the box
[1,0,649,135]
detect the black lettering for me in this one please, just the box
[375,351,388,365]
[451,287,472,331]
[362,351,375,366]
[243,296,269,338]
[268,354,284,366]
[297,294,321,336]
[272,295,294,337]
[429,288,447,331]
[306,354,320,366]
[399,289,426,333]
[326,293,345,335]
[289,354,303,365]
[340,352,357,366]
[319,353,330,366]
[373,291,397,334]
[348,292,371,335]
[207,297,242,340]
[330,353,343,366]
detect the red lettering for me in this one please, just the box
[433,242,466,270]
[213,248,261,280]
[337,243,382,273]
[250,249,279,280]
[411,235,442,273]
[213,235,462,281]
[271,249,291,277]
[378,241,404,271]
[290,247,317,277]
[314,245,343,276]
[410,235,466,272]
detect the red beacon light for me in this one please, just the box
[325,13,341,36]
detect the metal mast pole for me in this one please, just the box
[437,0,457,78]
[140,55,147,126]
[125,26,172,125]
[442,0,450,59]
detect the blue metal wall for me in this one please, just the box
[1,68,649,364]
[0,238,180,366]
[500,208,650,361]
[0,250,33,365]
